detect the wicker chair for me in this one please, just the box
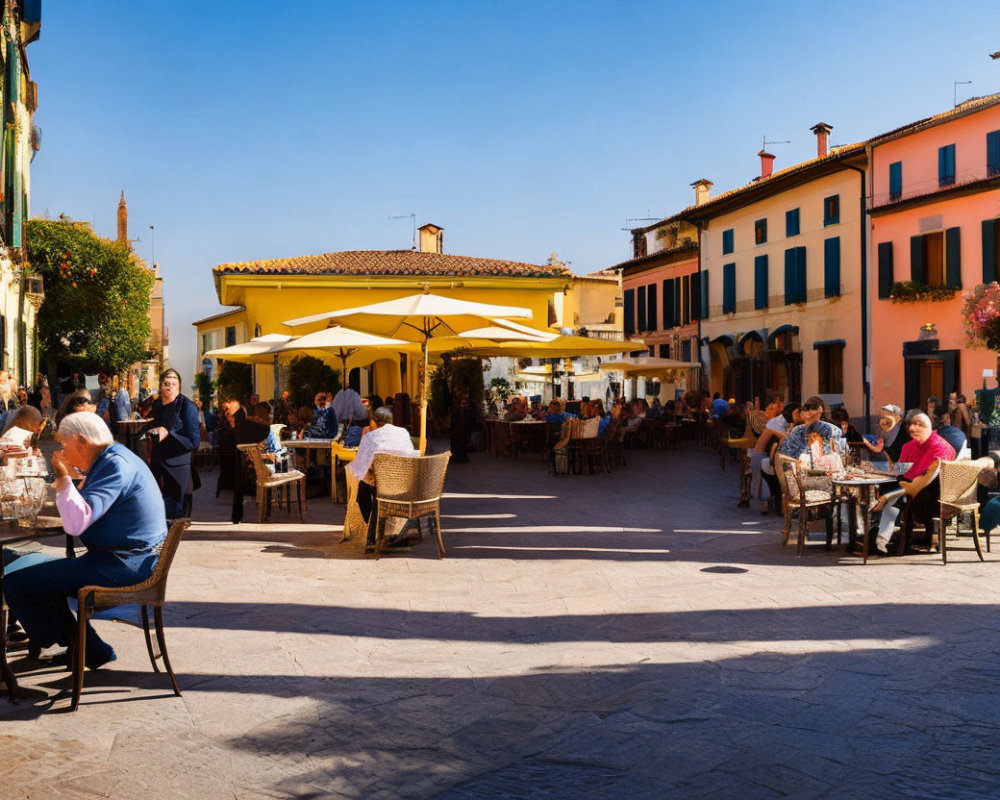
[935,460,989,564]
[247,445,306,524]
[776,454,835,556]
[371,451,451,558]
[732,408,768,507]
[71,518,190,711]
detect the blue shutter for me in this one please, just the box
[824,237,841,298]
[754,254,768,309]
[823,195,840,226]
[700,271,709,318]
[984,220,998,283]
[938,144,956,186]
[637,285,647,331]
[647,283,658,329]
[988,131,1000,176]
[785,208,800,237]
[623,289,635,336]
[722,229,734,254]
[796,247,807,303]
[945,227,961,288]
[878,242,894,298]
[723,263,736,313]
[784,248,796,305]
[910,235,926,283]
[889,162,902,200]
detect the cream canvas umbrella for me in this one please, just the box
[203,334,298,400]
[462,334,645,359]
[598,356,701,378]
[274,324,413,384]
[284,290,531,452]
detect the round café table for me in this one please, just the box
[832,474,899,564]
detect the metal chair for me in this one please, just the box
[71,518,190,711]
[371,451,451,558]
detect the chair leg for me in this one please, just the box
[940,507,948,565]
[298,479,306,522]
[257,488,266,524]
[374,513,387,558]
[433,510,445,559]
[971,508,985,562]
[141,605,160,673]
[797,509,807,557]
[70,605,88,712]
[154,606,181,697]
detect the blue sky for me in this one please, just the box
[26,1,1000,383]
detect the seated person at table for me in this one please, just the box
[590,399,611,437]
[332,385,368,428]
[934,410,968,457]
[777,396,843,458]
[829,407,864,448]
[754,402,801,514]
[873,411,955,554]
[4,412,167,669]
[507,396,528,421]
[545,399,573,425]
[0,404,44,446]
[861,403,910,463]
[764,392,784,420]
[348,406,418,547]
[305,392,338,438]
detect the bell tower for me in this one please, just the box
[117,191,128,246]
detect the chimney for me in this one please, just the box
[811,122,833,158]
[117,190,128,246]
[417,223,443,254]
[691,178,714,206]
[758,150,775,179]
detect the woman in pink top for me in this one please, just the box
[889,412,954,553]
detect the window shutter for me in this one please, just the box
[681,275,690,325]
[785,209,800,237]
[754,254,768,309]
[938,144,956,186]
[637,286,647,331]
[877,242,894,298]
[662,280,674,327]
[796,247,807,303]
[647,283,658,330]
[989,131,1000,176]
[623,289,635,336]
[910,235,926,284]
[690,274,700,321]
[889,162,902,200]
[784,248,796,305]
[700,271,709,318]
[945,227,961,288]
[824,237,841,298]
[723,263,736,313]
[984,219,998,283]
[722,229,734,254]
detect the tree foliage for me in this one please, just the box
[216,361,253,404]
[287,355,340,408]
[26,218,154,375]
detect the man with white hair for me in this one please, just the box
[5,411,167,670]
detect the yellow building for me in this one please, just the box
[195,224,574,400]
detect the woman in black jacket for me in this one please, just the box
[145,369,200,519]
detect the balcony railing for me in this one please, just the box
[871,159,1000,209]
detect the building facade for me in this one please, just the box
[868,93,1000,412]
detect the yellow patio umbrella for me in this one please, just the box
[598,356,701,378]
[284,290,532,453]
[461,335,645,359]
[274,324,415,383]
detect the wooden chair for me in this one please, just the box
[371,451,451,558]
[935,460,989,564]
[247,446,306,524]
[776,454,835,556]
[71,518,190,711]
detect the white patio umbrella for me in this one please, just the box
[274,324,413,384]
[284,290,532,453]
[203,334,298,401]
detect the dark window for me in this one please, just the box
[988,131,1000,177]
[658,343,670,358]
[663,279,675,328]
[889,161,902,201]
[824,237,841,298]
[754,254,768,309]
[823,194,840,226]
[681,274,690,324]
[817,343,844,394]
[911,230,959,286]
[938,144,956,187]
[723,263,736,314]
[754,218,768,245]
[623,289,635,336]
[225,326,236,347]
[877,242,894,298]
[982,218,1000,283]
[783,246,807,304]
[699,271,709,319]
[722,228,734,255]
[647,283,657,330]
[637,285,647,331]
[682,339,692,362]
[785,208,800,237]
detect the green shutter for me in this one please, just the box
[889,162,902,199]
[754,254,768,309]
[681,275,690,324]
[824,237,841,297]
[945,227,961,288]
[700,271,709,318]
[910,235,926,284]
[878,242,894,298]
[784,248,796,305]
[796,247,807,303]
[989,131,1000,176]
[984,220,998,284]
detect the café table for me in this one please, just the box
[832,472,900,564]
[509,419,547,459]
[285,438,335,497]
[0,515,66,702]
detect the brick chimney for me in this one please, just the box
[758,150,775,179]
[811,122,833,158]
[691,178,714,206]
[417,223,443,254]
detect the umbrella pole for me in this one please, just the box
[419,341,428,455]
[272,355,280,402]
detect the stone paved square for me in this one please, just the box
[3,447,1000,799]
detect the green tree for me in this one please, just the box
[193,371,215,407]
[26,218,154,376]
[287,355,340,408]
[216,361,252,405]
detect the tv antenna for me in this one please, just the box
[954,80,972,107]
[761,135,790,150]
[622,216,661,231]
[389,213,416,249]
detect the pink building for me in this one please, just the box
[869,93,1000,412]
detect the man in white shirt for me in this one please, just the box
[349,406,418,547]
[333,386,368,427]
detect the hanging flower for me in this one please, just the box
[962,282,1000,351]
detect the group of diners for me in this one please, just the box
[744,392,987,556]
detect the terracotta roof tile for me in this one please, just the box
[191,306,245,326]
[871,92,1000,144]
[213,250,572,280]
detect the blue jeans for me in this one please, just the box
[4,552,145,662]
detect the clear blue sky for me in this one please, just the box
[26,1,1000,384]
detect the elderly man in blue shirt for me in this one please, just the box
[5,411,167,670]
